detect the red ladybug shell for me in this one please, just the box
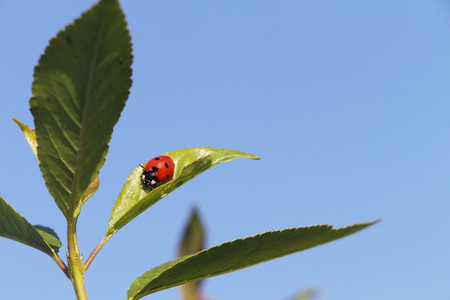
[141,155,175,188]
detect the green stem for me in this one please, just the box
[84,234,110,271]
[68,217,88,300]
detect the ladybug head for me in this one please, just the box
[141,170,159,188]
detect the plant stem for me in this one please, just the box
[84,234,110,271]
[51,254,70,279]
[68,217,88,300]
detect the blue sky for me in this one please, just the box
[1,1,450,299]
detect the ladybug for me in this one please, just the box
[141,155,175,189]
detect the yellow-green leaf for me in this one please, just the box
[107,147,259,238]
[13,118,38,159]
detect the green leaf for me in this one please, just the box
[29,0,132,219]
[75,175,101,218]
[178,207,205,258]
[34,225,62,254]
[107,147,260,237]
[178,208,205,300]
[0,197,60,256]
[13,118,38,159]
[14,119,101,214]
[127,221,378,300]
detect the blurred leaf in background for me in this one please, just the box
[178,207,206,300]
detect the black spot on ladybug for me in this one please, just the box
[152,166,159,172]
[166,174,170,179]
[164,163,169,168]
[154,157,160,161]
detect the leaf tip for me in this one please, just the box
[371,218,381,225]
[12,118,24,128]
